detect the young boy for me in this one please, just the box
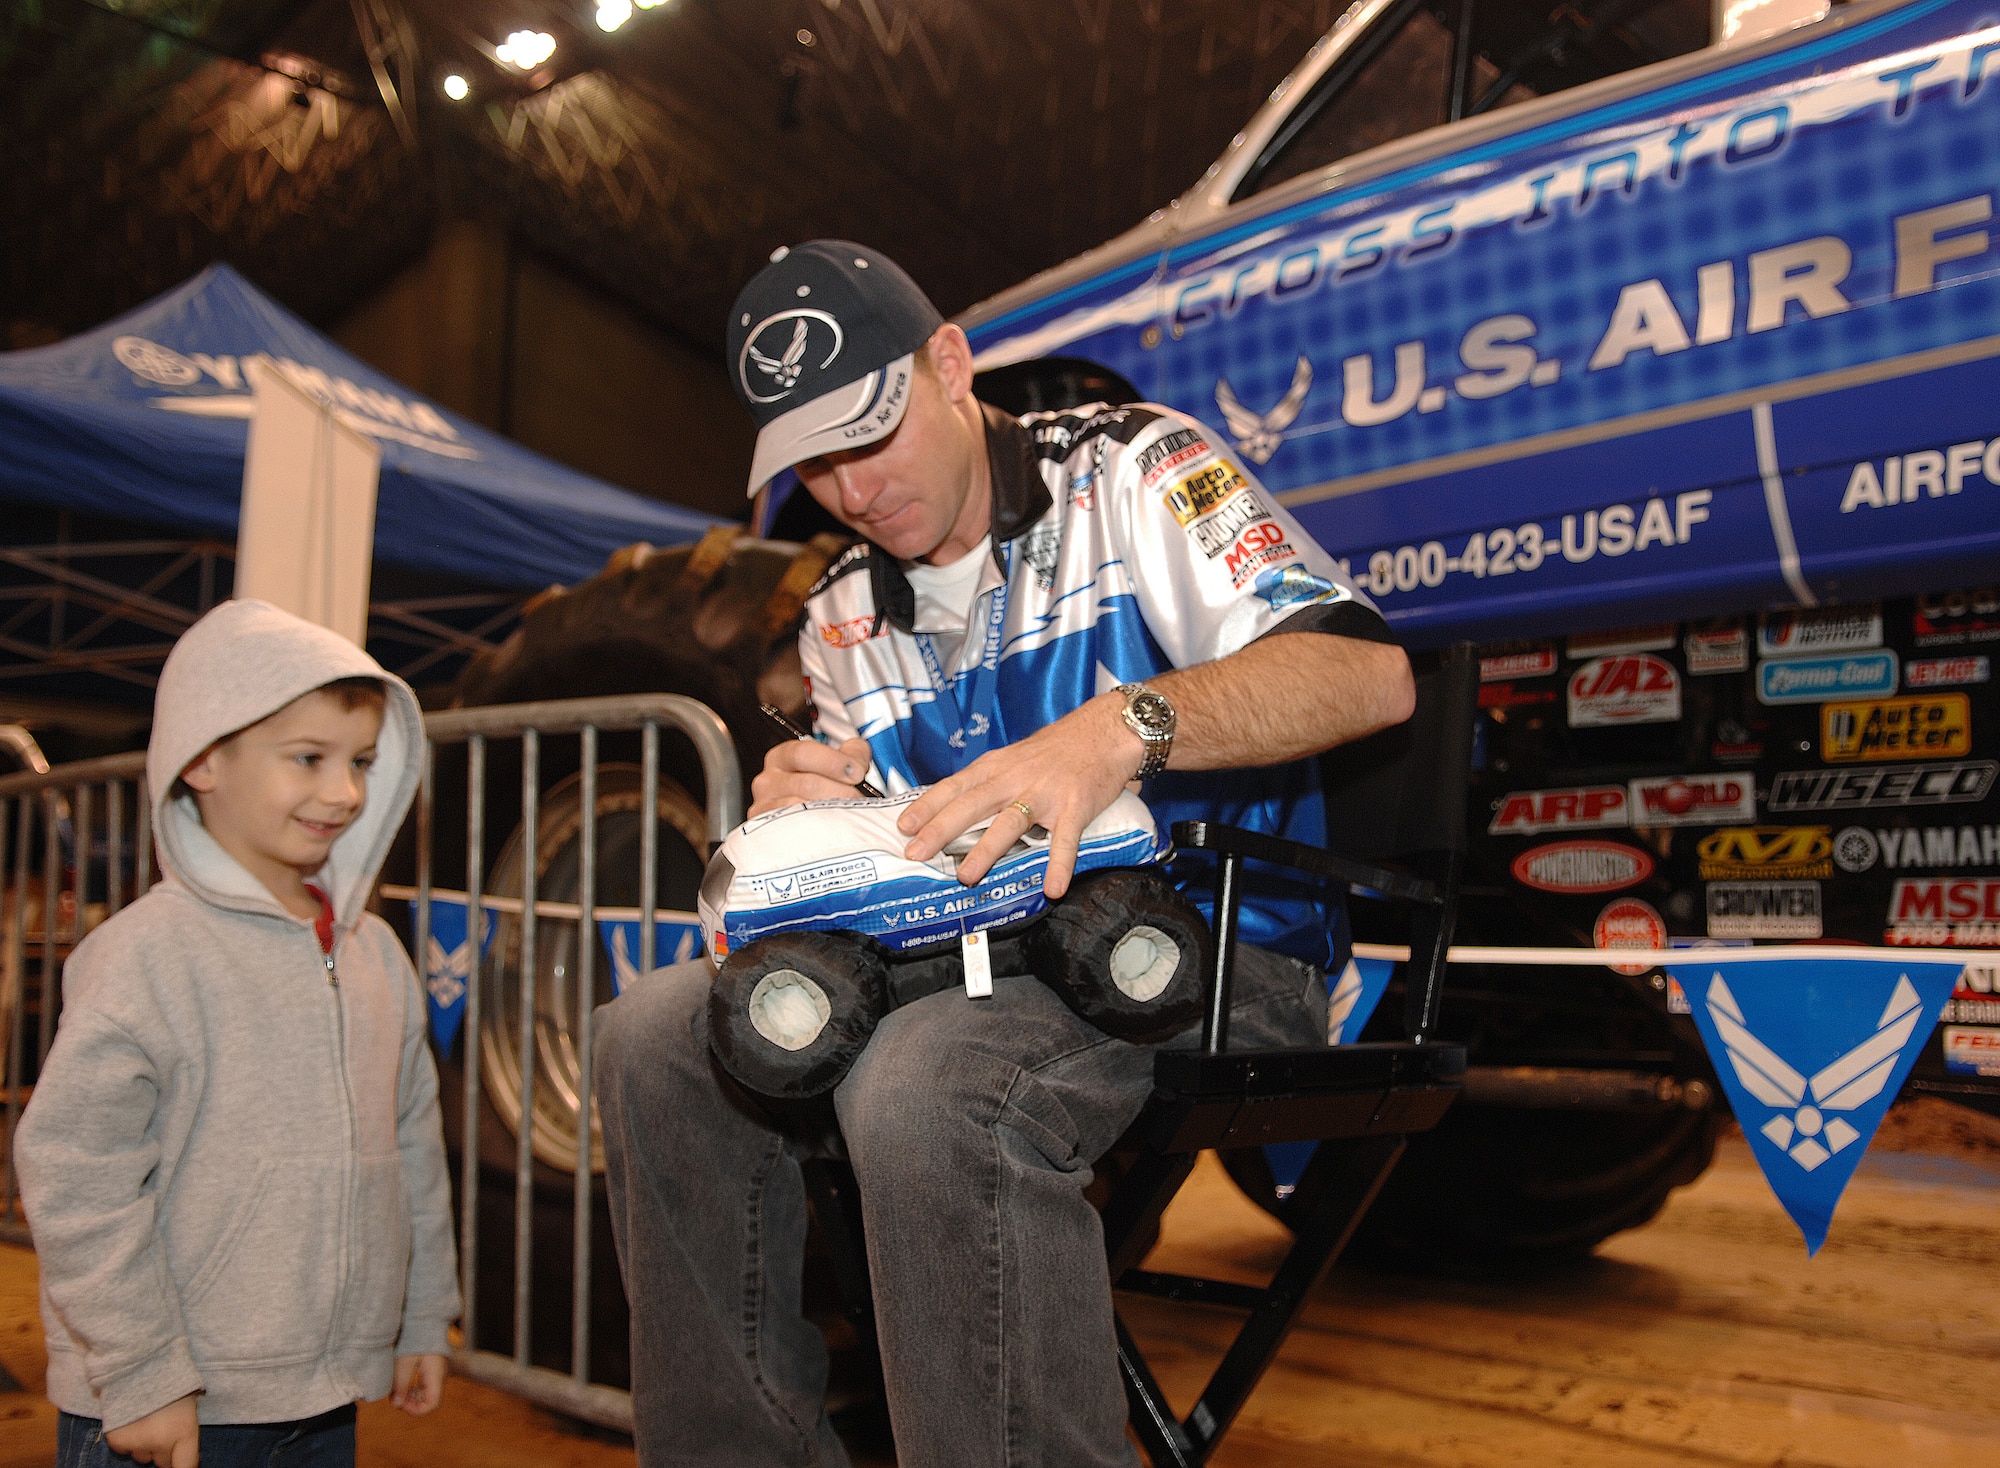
[17,599,460,1468]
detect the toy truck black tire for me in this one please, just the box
[708,931,890,1100]
[1027,868,1210,1043]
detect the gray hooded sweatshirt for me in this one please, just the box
[17,599,459,1431]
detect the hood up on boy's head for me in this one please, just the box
[148,599,424,927]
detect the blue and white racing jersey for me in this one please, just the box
[796,401,1396,965]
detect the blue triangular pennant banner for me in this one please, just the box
[1674,957,1962,1255]
[597,918,705,995]
[1265,955,1402,1193]
[410,897,495,1059]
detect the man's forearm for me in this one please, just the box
[1145,632,1415,771]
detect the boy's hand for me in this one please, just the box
[104,1392,200,1467]
[392,1353,447,1416]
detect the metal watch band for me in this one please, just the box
[1115,682,1175,781]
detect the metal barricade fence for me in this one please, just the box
[0,750,152,1247]
[0,694,740,1434]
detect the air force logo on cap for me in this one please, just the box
[727,240,944,496]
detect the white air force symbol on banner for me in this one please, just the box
[740,309,844,404]
[425,932,472,1011]
[1215,355,1312,464]
[1705,971,1925,1171]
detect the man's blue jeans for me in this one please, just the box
[594,948,1328,1468]
[56,1405,356,1467]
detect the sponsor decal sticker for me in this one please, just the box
[1768,761,1998,812]
[1697,826,1834,880]
[1884,878,2000,947]
[1478,682,1559,709]
[1481,648,1557,682]
[1706,881,1823,939]
[1629,774,1755,827]
[1594,897,1666,975]
[1821,696,1971,763]
[1684,620,1749,675]
[1163,460,1249,526]
[1188,490,1274,557]
[1253,564,1344,611]
[1832,826,1879,873]
[1941,1025,2000,1077]
[1711,716,1763,763]
[1221,523,1297,587]
[1568,653,1681,727]
[1758,606,1883,656]
[1489,784,1628,835]
[1512,840,1653,894]
[751,856,879,905]
[1135,427,1210,486]
[1566,624,1675,657]
[1912,589,2000,648]
[1871,823,2000,870]
[1905,655,1989,689]
[1945,961,2000,1024]
[1755,651,1899,705]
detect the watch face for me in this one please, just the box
[1128,690,1174,733]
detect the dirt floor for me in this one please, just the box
[0,1097,1993,1467]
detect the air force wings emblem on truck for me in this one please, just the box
[1677,956,1962,1253]
[1214,356,1311,465]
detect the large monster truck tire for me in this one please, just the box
[1026,868,1210,1043]
[1222,1102,1721,1272]
[708,931,890,1099]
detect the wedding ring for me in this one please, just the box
[1010,799,1035,822]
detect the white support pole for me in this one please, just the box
[236,358,381,645]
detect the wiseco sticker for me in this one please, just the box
[1568,653,1681,727]
[1822,695,1971,762]
[1488,785,1628,835]
[1627,774,1755,827]
[1512,841,1653,894]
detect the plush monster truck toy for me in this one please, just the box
[697,789,1210,1098]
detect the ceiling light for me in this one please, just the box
[495,30,556,70]
[635,0,669,9]
[442,73,469,100]
[596,0,633,30]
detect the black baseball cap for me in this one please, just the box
[727,240,945,496]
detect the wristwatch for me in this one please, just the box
[1115,683,1176,781]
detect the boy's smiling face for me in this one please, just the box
[179,686,384,910]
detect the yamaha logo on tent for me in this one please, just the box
[738,309,844,404]
[1673,956,1962,1253]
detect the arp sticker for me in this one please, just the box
[1568,653,1681,727]
[1821,696,1971,763]
[1489,784,1628,834]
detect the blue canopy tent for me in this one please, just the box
[0,266,724,698]
[0,264,720,590]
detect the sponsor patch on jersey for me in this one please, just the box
[1628,774,1755,827]
[822,615,881,649]
[1221,523,1296,587]
[1164,460,1250,526]
[1511,840,1653,894]
[1684,620,1750,675]
[1759,606,1883,655]
[1821,696,1971,762]
[1756,651,1899,705]
[1188,490,1273,557]
[1768,761,1998,812]
[1884,878,2000,947]
[1135,427,1212,487]
[1697,826,1835,880]
[1568,653,1681,726]
[1253,565,1345,611]
[1706,881,1823,939]
[1941,1026,2000,1077]
[1905,655,1990,689]
[1480,648,1556,682]
[1488,784,1628,835]
[1594,897,1665,974]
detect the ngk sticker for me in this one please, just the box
[1568,654,1681,727]
[1511,841,1654,894]
[1594,897,1665,975]
[1488,785,1628,835]
[1628,774,1755,827]
[1885,878,2000,947]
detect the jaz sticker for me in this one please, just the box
[1568,653,1681,727]
[1677,958,1960,1252]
